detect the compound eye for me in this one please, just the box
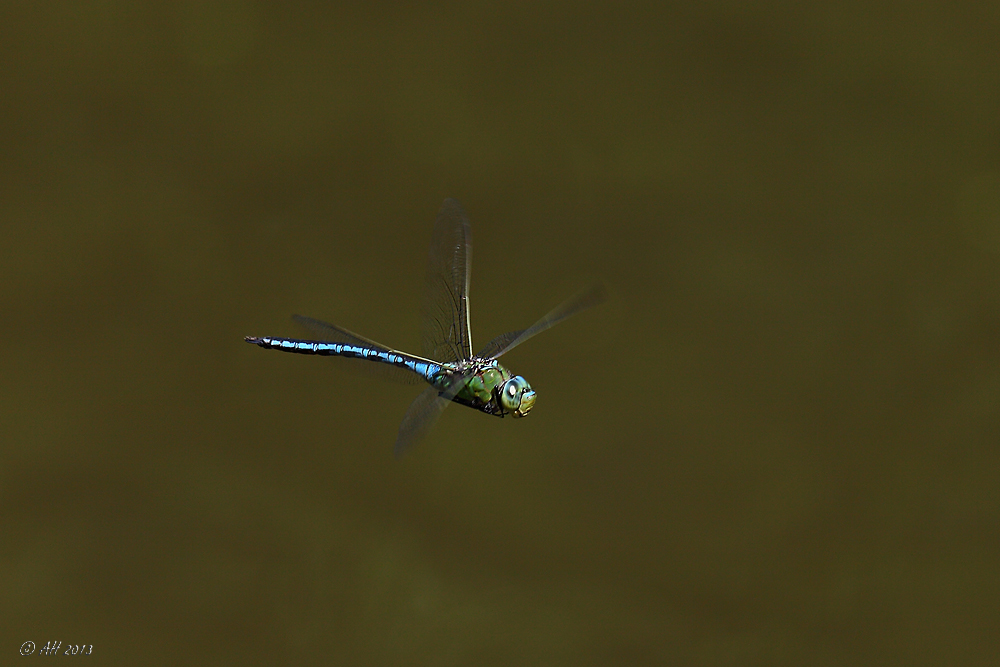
[500,376,533,412]
[500,378,524,410]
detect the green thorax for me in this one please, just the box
[431,358,515,417]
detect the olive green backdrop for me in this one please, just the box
[3,2,999,665]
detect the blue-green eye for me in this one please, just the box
[500,376,532,412]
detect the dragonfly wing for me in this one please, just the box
[293,315,395,350]
[421,199,473,363]
[292,315,424,385]
[476,330,521,361]
[393,370,472,456]
[478,284,608,359]
[394,386,450,457]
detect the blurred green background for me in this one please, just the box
[3,2,999,665]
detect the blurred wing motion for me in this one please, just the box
[394,373,469,457]
[421,198,473,363]
[477,284,608,359]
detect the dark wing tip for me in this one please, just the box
[439,198,467,216]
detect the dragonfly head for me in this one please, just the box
[500,375,536,418]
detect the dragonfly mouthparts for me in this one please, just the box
[514,389,537,418]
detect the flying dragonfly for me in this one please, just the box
[245,199,606,456]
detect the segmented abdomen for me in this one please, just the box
[245,336,441,380]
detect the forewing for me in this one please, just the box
[477,284,607,359]
[476,330,521,360]
[421,199,473,363]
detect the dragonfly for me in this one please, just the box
[245,199,606,456]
